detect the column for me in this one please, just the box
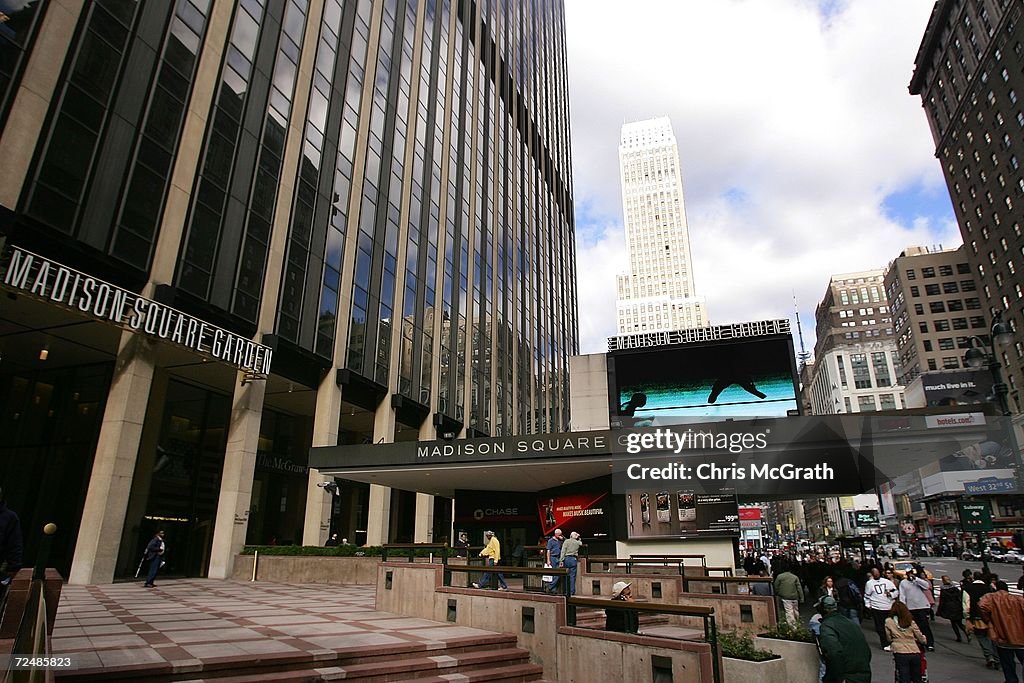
[69,332,156,585]
[302,375,344,546]
[206,378,266,579]
[413,418,435,543]
[0,0,84,208]
[364,397,396,545]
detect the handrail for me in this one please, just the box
[682,574,774,595]
[442,563,572,596]
[588,556,712,573]
[5,579,49,683]
[565,596,720,683]
[381,543,450,563]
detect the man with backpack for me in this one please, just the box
[835,575,862,623]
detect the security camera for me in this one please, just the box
[317,481,340,496]
[440,430,457,442]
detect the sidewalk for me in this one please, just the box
[50,580,513,680]
[865,615,1003,682]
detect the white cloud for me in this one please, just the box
[568,0,961,355]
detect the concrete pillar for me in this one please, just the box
[413,418,435,543]
[302,373,344,546]
[365,397,395,545]
[413,494,434,543]
[69,332,156,585]
[206,377,266,579]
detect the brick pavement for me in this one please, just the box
[51,580,510,680]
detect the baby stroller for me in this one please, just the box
[893,650,928,683]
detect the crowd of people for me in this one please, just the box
[744,549,1024,683]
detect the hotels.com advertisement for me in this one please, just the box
[537,493,610,538]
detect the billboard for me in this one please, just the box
[920,371,994,408]
[625,489,739,539]
[537,493,610,538]
[609,335,799,426]
[854,510,880,528]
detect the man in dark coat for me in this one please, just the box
[818,596,872,683]
[143,530,166,588]
[0,486,23,596]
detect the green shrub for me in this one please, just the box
[718,631,780,662]
[759,621,817,643]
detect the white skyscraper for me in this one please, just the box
[616,117,707,334]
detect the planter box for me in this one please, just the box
[723,655,787,683]
[755,636,821,682]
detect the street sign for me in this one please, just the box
[963,478,1017,494]
[958,502,994,532]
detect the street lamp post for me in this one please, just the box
[962,312,1021,535]
[963,312,1015,416]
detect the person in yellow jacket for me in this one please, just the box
[472,530,509,590]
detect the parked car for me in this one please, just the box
[961,548,983,561]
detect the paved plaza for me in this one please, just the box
[50,580,530,681]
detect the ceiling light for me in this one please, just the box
[38,348,48,361]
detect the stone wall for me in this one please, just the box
[230,554,382,584]
[375,562,719,682]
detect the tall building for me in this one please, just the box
[0,0,576,583]
[806,270,904,415]
[910,0,1024,411]
[884,245,985,385]
[615,117,706,334]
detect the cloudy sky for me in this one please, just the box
[565,0,961,356]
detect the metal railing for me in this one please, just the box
[4,580,49,683]
[381,543,450,563]
[587,557,727,576]
[681,575,774,596]
[565,596,721,683]
[442,564,571,595]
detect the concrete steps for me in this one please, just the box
[57,633,543,683]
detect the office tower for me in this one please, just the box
[807,270,904,414]
[615,117,706,334]
[0,0,576,583]
[884,245,985,385]
[910,0,1024,410]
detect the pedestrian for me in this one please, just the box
[0,486,23,599]
[325,533,339,547]
[898,567,935,650]
[142,530,166,588]
[1017,568,1024,592]
[990,572,1010,592]
[864,567,898,650]
[818,595,872,683]
[454,532,469,558]
[472,531,508,591]
[605,581,639,634]
[751,569,773,596]
[544,528,564,594]
[937,575,968,642]
[978,582,1024,683]
[559,531,582,596]
[773,564,803,625]
[963,570,1000,669]
[886,600,927,683]
[808,599,827,683]
[835,574,862,623]
[818,575,837,601]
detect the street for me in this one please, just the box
[826,556,1024,681]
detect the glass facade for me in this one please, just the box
[2,0,576,577]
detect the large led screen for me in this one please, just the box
[609,336,799,425]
